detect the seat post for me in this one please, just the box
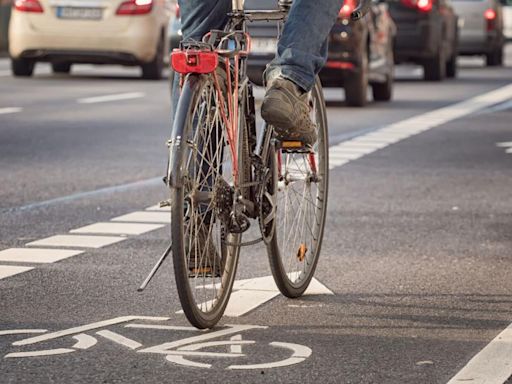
[232,0,244,11]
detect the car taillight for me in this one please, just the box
[484,8,496,30]
[116,0,152,15]
[339,0,356,19]
[175,3,180,18]
[13,0,44,13]
[401,0,432,12]
[171,50,218,74]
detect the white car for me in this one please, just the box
[9,0,171,78]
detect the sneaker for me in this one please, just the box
[261,76,317,147]
[186,220,222,278]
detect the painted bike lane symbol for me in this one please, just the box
[0,316,312,370]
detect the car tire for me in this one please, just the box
[345,45,368,107]
[486,47,503,67]
[11,58,35,77]
[142,36,164,80]
[423,48,446,81]
[445,53,457,78]
[52,62,71,74]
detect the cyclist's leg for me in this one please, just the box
[171,0,231,118]
[264,0,343,92]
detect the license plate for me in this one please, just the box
[56,7,103,20]
[250,38,277,55]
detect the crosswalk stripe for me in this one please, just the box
[0,248,83,263]
[70,222,165,235]
[26,235,125,249]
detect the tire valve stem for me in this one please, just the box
[297,243,308,262]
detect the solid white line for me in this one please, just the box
[96,330,142,350]
[26,235,125,249]
[111,211,170,224]
[70,222,165,235]
[447,324,512,384]
[0,107,22,115]
[0,248,83,263]
[77,92,145,104]
[13,316,169,346]
[0,265,33,280]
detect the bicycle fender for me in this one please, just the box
[168,75,200,189]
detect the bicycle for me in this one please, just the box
[139,0,372,329]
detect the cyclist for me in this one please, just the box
[174,0,344,147]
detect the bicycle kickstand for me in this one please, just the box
[137,243,173,292]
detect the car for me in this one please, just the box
[452,0,505,65]
[8,0,172,79]
[503,0,512,39]
[386,0,459,80]
[246,0,396,107]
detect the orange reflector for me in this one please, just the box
[282,141,304,149]
[297,243,308,262]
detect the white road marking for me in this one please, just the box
[447,324,512,384]
[5,348,75,358]
[111,211,170,224]
[0,70,11,77]
[224,290,280,317]
[13,316,168,346]
[227,342,312,370]
[96,330,142,350]
[0,265,33,280]
[145,204,171,212]
[230,335,243,354]
[0,329,47,336]
[166,355,212,368]
[77,92,145,104]
[0,107,22,115]
[125,324,197,331]
[72,334,97,350]
[328,83,512,172]
[0,248,83,263]
[496,141,512,154]
[70,222,165,235]
[182,276,333,317]
[26,234,125,249]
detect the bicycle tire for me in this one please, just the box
[170,73,249,328]
[266,76,329,298]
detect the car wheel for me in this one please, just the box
[52,62,72,74]
[142,36,164,80]
[423,47,446,81]
[11,58,35,77]
[486,47,503,66]
[345,44,368,107]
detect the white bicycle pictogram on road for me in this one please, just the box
[0,316,312,370]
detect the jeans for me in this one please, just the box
[176,0,343,91]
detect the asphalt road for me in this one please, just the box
[1,47,512,384]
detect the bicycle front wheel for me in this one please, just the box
[266,77,329,298]
[170,73,244,329]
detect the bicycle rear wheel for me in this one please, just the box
[170,73,245,329]
[266,77,329,298]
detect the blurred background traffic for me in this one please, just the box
[0,0,510,105]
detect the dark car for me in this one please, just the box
[386,0,459,80]
[247,0,396,107]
